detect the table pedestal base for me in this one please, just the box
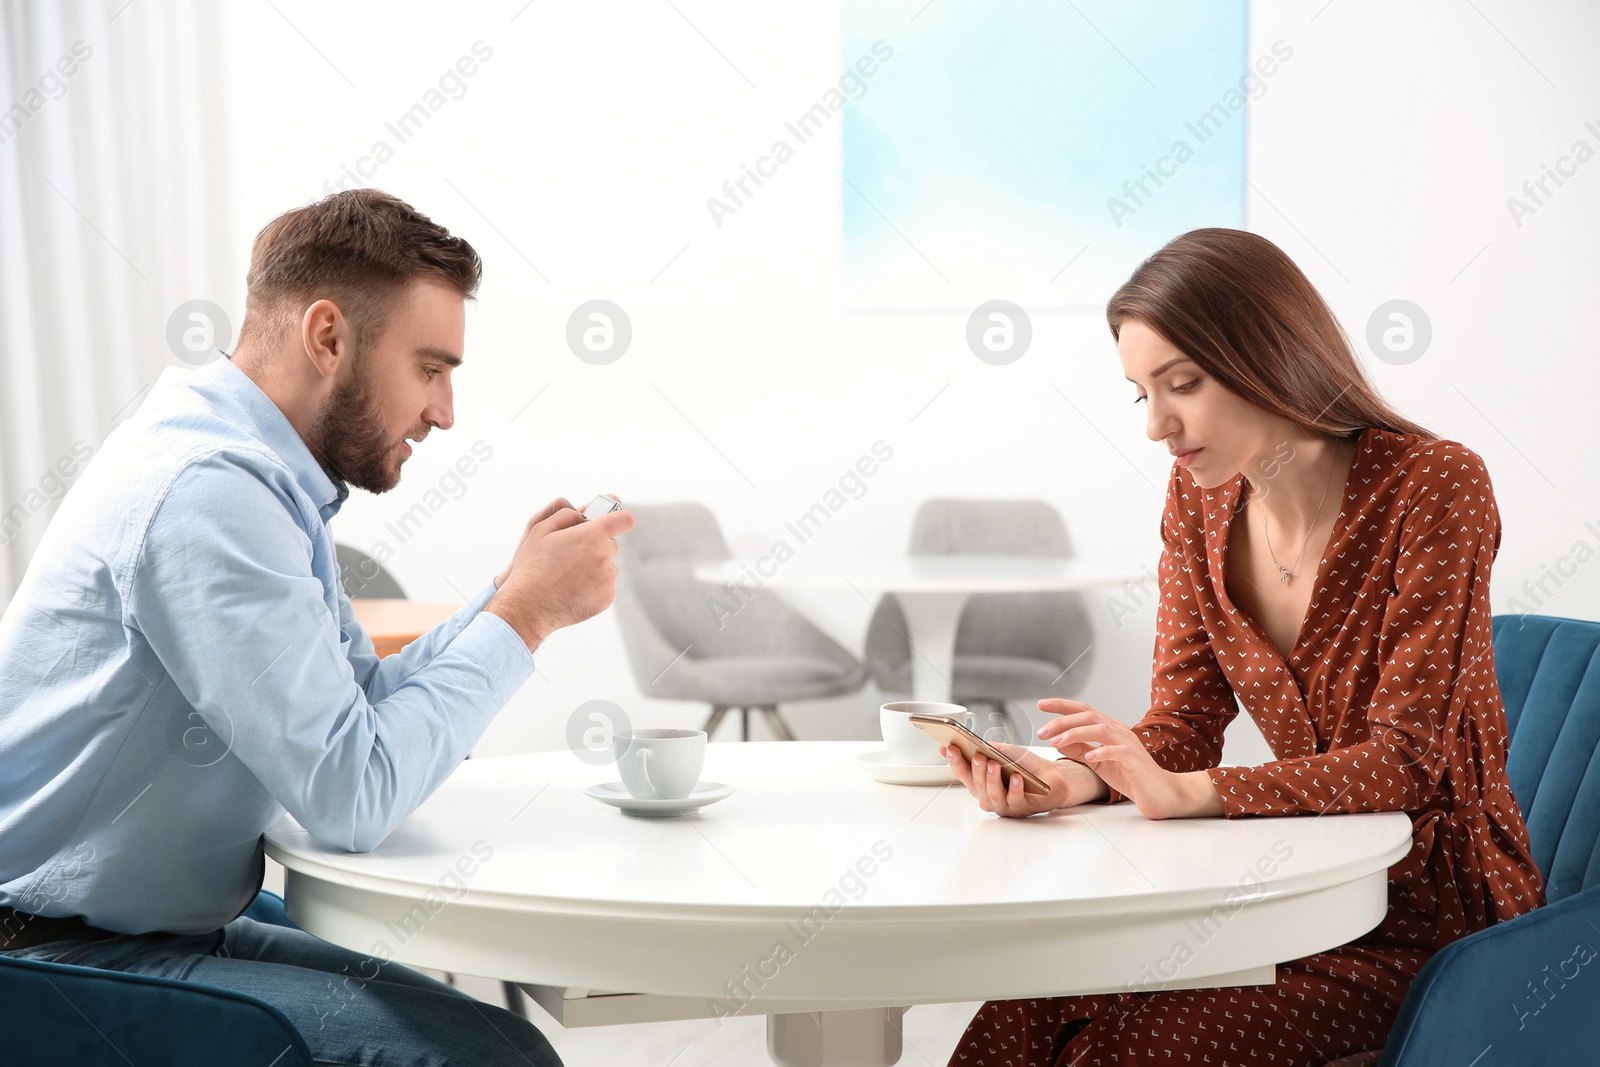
[901,592,970,702]
[768,1007,906,1067]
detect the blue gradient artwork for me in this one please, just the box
[843,1,1254,309]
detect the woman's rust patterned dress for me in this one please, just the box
[951,428,1544,1066]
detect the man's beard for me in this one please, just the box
[306,354,407,494]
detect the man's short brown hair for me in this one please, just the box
[238,188,482,350]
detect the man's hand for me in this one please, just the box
[495,498,572,590]
[944,741,1108,818]
[486,499,635,652]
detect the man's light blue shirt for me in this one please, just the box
[0,356,534,935]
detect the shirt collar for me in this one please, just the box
[202,356,351,523]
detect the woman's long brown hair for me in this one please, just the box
[1106,228,1434,440]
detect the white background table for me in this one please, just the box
[266,743,1412,1066]
[693,556,1147,703]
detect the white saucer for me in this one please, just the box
[584,781,735,817]
[856,750,958,786]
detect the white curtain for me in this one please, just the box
[0,0,233,604]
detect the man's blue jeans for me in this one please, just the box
[2,915,563,1066]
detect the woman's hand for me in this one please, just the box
[1035,699,1223,820]
[943,741,1108,818]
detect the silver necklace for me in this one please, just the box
[1256,440,1342,585]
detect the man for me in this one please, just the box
[0,189,629,1065]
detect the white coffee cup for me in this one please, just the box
[614,729,707,800]
[879,701,976,766]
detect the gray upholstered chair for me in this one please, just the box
[614,503,867,741]
[864,500,1095,742]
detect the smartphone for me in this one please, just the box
[582,495,622,520]
[908,713,1051,796]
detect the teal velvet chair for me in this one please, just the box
[1371,612,1600,1065]
[0,888,312,1066]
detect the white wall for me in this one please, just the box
[215,0,1600,763]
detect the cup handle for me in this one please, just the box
[636,748,656,798]
[963,710,979,734]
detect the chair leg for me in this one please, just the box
[740,706,751,741]
[759,706,797,741]
[502,980,528,1018]
[703,705,730,739]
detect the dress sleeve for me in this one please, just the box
[1136,470,1241,770]
[1207,445,1498,816]
[1075,468,1238,804]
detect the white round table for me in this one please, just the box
[265,743,1412,1067]
[693,555,1147,702]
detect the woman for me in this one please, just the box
[943,229,1543,1066]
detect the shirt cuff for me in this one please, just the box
[449,608,536,708]
[1204,766,1249,818]
[471,578,499,613]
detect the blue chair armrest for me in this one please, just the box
[244,887,298,929]
[0,951,312,1067]
[1380,882,1600,1066]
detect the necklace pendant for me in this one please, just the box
[1276,564,1292,584]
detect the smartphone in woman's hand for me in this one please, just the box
[909,713,1051,795]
